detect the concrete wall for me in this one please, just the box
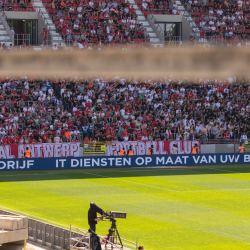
[151,14,192,41]
[201,144,239,154]
[0,12,13,42]
[147,15,164,44]
[201,144,215,154]
[4,11,39,19]
[4,11,46,45]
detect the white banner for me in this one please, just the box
[107,141,201,156]
[0,143,81,159]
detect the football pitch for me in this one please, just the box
[1,165,250,249]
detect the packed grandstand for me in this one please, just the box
[2,0,250,48]
[0,75,248,145]
[0,0,249,145]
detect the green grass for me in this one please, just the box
[1,165,250,249]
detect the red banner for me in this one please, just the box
[0,143,81,159]
[107,141,201,156]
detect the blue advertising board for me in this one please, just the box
[0,153,249,172]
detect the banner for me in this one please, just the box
[107,140,201,156]
[0,153,249,171]
[244,139,250,150]
[0,143,81,159]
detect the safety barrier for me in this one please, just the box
[70,225,137,250]
[0,209,136,250]
[244,139,250,151]
[0,153,249,172]
[0,209,82,249]
[83,142,106,154]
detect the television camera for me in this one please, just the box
[89,203,127,248]
[101,210,127,220]
[101,211,127,248]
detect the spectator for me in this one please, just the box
[54,133,61,143]
[172,144,178,154]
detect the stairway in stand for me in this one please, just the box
[33,0,65,46]
[0,21,12,46]
[127,0,162,47]
[176,0,200,37]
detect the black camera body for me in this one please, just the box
[104,211,127,220]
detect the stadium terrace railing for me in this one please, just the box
[0,129,243,145]
[37,6,53,45]
[1,9,14,42]
[14,33,31,46]
[0,209,137,250]
[164,36,182,46]
[194,35,250,47]
[0,209,81,249]
[146,8,180,15]
[70,225,138,250]
[83,142,106,154]
[0,5,36,11]
[147,14,165,45]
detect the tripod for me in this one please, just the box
[105,218,123,249]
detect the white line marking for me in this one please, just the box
[209,168,241,174]
[0,205,69,228]
[1,169,249,193]
[0,166,244,177]
[83,172,179,192]
[181,189,250,192]
[0,169,187,177]
[0,173,56,177]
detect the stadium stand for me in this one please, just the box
[0,3,35,12]
[0,75,248,145]
[138,0,180,16]
[42,0,151,47]
[183,0,250,45]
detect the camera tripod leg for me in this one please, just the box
[115,228,123,248]
[105,228,114,248]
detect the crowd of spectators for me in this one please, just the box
[0,43,34,51]
[44,0,151,46]
[0,1,34,11]
[184,0,250,45]
[137,0,180,16]
[0,75,249,145]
